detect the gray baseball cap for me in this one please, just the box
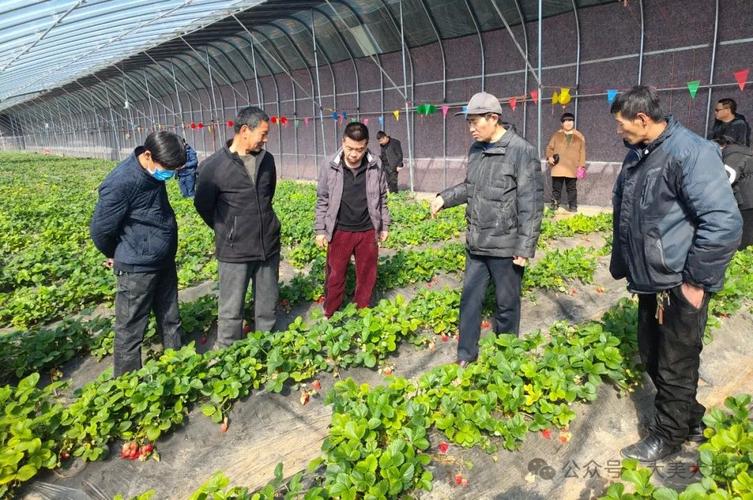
[455,91,503,116]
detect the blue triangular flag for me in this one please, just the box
[378,116,384,126]
[342,111,347,121]
[607,89,618,105]
[462,105,468,115]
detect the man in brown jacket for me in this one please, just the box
[546,112,586,212]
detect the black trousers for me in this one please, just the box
[385,167,399,193]
[113,262,182,376]
[551,176,577,208]
[637,285,711,446]
[457,251,524,362]
[740,208,753,250]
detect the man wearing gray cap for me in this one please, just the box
[430,92,544,367]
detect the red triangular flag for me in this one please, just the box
[734,69,749,91]
[441,105,450,117]
[509,97,517,111]
[530,90,539,104]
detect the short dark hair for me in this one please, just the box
[610,85,665,122]
[234,106,269,134]
[560,112,575,122]
[144,131,186,169]
[376,130,387,139]
[717,98,737,114]
[344,122,369,142]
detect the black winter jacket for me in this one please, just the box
[708,113,751,147]
[723,144,753,211]
[379,138,403,171]
[439,129,544,258]
[611,116,742,293]
[194,145,281,262]
[90,148,178,272]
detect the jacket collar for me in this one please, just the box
[328,148,379,171]
[130,147,161,185]
[625,115,677,168]
[474,128,516,155]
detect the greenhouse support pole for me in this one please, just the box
[704,0,720,134]
[638,0,645,84]
[399,0,414,192]
[537,0,543,157]
[572,0,581,126]
[312,10,327,159]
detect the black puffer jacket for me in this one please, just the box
[440,129,544,258]
[90,148,178,272]
[194,145,280,262]
[723,144,753,211]
[708,113,751,147]
[610,116,742,293]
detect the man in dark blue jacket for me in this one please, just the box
[610,86,742,461]
[90,131,186,376]
[177,139,199,197]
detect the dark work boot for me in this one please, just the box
[686,422,707,443]
[550,200,559,212]
[620,434,681,461]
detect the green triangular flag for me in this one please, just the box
[687,80,701,98]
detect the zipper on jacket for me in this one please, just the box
[228,216,236,247]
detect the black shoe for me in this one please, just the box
[550,201,559,211]
[686,422,707,443]
[566,206,578,213]
[456,359,473,368]
[620,434,681,461]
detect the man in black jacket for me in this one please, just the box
[708,98,751,147]
[90,131,186,376]
[194,106,280,348]
[430,92,544,367]
[611,86,742,461]
[715,134,753,249]
[377,131,403,193]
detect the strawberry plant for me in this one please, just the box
[0,373,65,498]
[600,394,753,499]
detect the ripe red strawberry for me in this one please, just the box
[59,450,70,460]
[242,323,252,334]
[438,441,449,454]
[310,380,321,391]
[541,429,552,439]
[383,367,393,375]
[454,473,464,485]
[441,334,450,342]
[481,320,491,329]
[316,295,325,304]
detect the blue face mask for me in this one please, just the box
[150,168,175,181]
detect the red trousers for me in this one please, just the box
[324,229,378,317]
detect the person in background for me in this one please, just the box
[315,122,390,318]
[546,112,586,212]
[714,134,753,249]
[177,139,199,197]
[708,98,751,147]
[194,106,280,348]
[90,131,186,376]
[376,130,403,193]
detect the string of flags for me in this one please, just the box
[176,67,748,131]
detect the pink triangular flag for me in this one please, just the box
[441,105,450,117]
[509,97,517,111]
[363,118,369,125]
[304,117,310,126]
[735,69,749,91]
[530,90,539,104]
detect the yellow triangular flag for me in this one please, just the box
[552,91,560,105]
[393,110,400,121]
